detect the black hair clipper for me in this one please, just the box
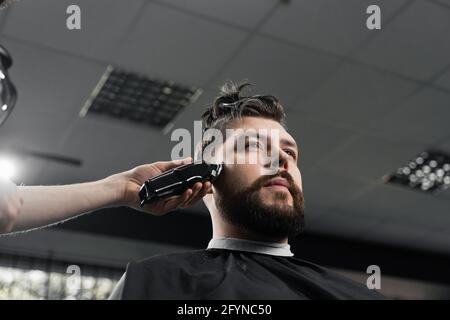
[139,160,222,207]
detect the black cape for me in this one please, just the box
[119,249,384,300]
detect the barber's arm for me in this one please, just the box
[0,178,24,234]
[1,157,210,234]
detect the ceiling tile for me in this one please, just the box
[0,8,8,29]
[336,183,450,229]
[322,134,425,181]
[2,38,106,119]
[439,138,450,155]
[261,0,408,55]
[300,62,419,130]
[2,0,145,61]
[353,0,450,80]
[213,35,341,109]
[59,116,173,175]
[302,167,370,212]
[442,190,450,201]
[434,68,450,91]
[369,88,450,144]
[160,0,277,29]
[111,2,248,86]
[434,0,450,6]
[0,107,71,152]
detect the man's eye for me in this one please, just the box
[285,149,297,159]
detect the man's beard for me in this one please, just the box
[215,171,305,239]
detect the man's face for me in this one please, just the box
[210,116,305,239]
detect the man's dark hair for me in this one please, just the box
[199,81,287,157]
[202,81,287,133]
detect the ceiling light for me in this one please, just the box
[384,150,450,195]
[0,157,17,181]
[80,65,202,130]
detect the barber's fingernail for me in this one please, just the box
[174,158,187,164]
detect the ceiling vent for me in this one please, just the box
[80,65,202,130]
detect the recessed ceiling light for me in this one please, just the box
[0,157,17,181]
[80,65,202,129]
[384,149,450,194]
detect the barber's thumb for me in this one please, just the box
[159,157,192,170]
[174,157,192,165]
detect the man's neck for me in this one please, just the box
[213,224,289,245]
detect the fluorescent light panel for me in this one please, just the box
[386,150,450,194]
[82,66,202,129]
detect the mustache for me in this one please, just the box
[247,171,301,197]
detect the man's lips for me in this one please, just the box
[264,177,290,190]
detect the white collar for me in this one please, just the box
[207,237,294,257]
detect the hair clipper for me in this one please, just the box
[138,160,222,207]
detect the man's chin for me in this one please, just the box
[262,201,294,212]
[260,189,294,206]
[217,182,306,238]
[245,200,305,238]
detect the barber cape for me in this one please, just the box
[109,238,384,300]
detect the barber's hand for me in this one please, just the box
[0,179,23,234]
[111,158,212,216]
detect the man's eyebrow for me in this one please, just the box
[280,138,298,152]
[248,132,299,153]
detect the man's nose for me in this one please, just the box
[272,149,289,172]
[262,147,290,173]
[281,151,290,170]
